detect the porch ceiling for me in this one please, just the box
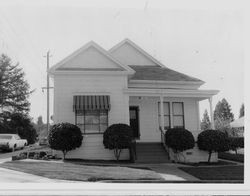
[124,88,219,100]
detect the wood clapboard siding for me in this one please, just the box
[56,135,129,160]
[53,74,130,160]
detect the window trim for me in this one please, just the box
[158,102,171,129]
[172,102,185,128]
[75,109,108,135]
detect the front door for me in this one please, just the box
[129,106,140,139]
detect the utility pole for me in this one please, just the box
[42,51,53,135]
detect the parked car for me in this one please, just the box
[39,137,48,146]
[0,134,27,151]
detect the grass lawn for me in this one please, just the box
[219,152,244,163]
[179,166,244,181]
[0,161,163,182]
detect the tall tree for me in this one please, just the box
[239,103,244,118]
[5,113,37,144]
[200,109,211,130]
[214,98,234,132]
[0,54,33,117]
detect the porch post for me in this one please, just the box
[209,97,215,129]
[160,95,164,130]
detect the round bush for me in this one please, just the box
[103,123,133,160]
[165,128,195,153]
[48,123,83,159]
[228,137,244,153]
[197,129,230,162]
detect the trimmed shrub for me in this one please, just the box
[103,123,133,161]
[165,128,195,153]
[48,123,83,160]
[228,137,244,154]
[197,129,230,162]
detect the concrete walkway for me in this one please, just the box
[139,163,200,181]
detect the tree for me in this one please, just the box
[200,109,211,130]
[103,124,133,161]
[0,54,33,116]
[214,98,234,132]
[165,128,195,162]
[165,128,195,153]
[228,137,244,154]
[239,103,244,118]
[197,129,230,162]
[7,113,37,144]
[48,123,83,160]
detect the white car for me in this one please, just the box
[0,134,27,151]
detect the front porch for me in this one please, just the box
[126,88,218,163]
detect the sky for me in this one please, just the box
[0,0,244,123]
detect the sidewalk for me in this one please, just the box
[141,163,200,181]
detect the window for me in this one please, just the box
[75,110,108,134]
[172,102,185,128]
[158,102,170,129]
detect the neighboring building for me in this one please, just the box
[230,117,244,137]
[49,39,219,163]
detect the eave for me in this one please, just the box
[124,88,219,100]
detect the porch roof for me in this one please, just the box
[124,88,219,100]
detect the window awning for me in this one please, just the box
[73,95,110,111]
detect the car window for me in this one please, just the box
[14,135,21,140]
[0,135,12,139]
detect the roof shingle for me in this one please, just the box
[129,65,203,82]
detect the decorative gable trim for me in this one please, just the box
[109,38,165,68]
[49,41,135,75]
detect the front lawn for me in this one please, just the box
[219,152,244,163]
[0,161,163,182]
[179,166,244,181]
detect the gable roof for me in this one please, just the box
[109,38,165,67]
[129,65,204,83]
[49,41,135,74]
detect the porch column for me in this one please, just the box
[209,97,215,129]
[160,95,164,130]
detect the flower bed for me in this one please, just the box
[12,150,56,161]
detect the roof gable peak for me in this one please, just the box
[49,41,135,74]
[109,38,165,67]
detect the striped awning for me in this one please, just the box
[73,95,110,111]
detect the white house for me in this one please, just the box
[49,39,219,163]
[230,117,244,137]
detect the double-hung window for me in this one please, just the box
[158,101,185,129]
[172,102,185,128]
[76,110,108,134]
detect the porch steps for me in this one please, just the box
[135,142,171,163]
